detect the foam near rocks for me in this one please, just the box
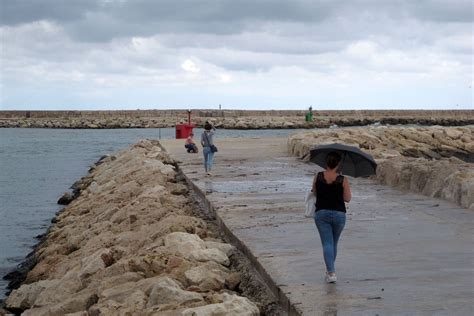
[288,126,474,209]
[5,139,259,315]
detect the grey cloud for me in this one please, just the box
[67,0,337,42]
[1,0,471,45]
[160,31,346,56]
[1,0,471,79]
[1,0,337,41]
[180,46,337,73]
[408,0,473,22]
[340,0,473,23]
[85,0,335,24]
[0,0,99,25]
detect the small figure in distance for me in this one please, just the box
[184,132,198,153]
[201,121,216,175]
[305,106,314,122]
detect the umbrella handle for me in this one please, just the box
[338,152,346,174]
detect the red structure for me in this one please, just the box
[175,110,195,139]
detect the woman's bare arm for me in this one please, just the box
[343,177,352,202]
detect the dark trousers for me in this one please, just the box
[185,143,198,153]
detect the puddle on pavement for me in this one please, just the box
[203,179,309,194]
[204,181,214,193]
[220,161,290,172]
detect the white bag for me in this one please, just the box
[304,191,316,218]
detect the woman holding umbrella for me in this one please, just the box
[308,143,376,283]
[312,151,352,283]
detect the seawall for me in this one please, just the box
[2,140,278,315]
[1,109,473,129]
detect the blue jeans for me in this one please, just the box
[315,209,346,273]
[203,146,215,172]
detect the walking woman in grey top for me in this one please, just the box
[201,121,216,175]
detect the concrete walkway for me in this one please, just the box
[161,137,473,315]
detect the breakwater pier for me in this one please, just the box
[1,109,473,129]
[3,132,473,315]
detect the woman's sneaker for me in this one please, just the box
[326,273,337,283]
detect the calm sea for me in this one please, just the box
[0,127,303,300]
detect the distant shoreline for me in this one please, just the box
[1,109,473,129]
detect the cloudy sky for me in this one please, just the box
[0,0,472,110]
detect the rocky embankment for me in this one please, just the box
[288,126,474,210]
[3,140,273,315]
[1,110,473,129]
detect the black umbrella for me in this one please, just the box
[307,143,377,177]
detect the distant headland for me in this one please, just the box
[1,109,473,129]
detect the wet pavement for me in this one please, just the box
[161,137,474,315]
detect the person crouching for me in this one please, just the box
[185,133,198,153]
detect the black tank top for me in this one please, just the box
[315,172,346,213]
